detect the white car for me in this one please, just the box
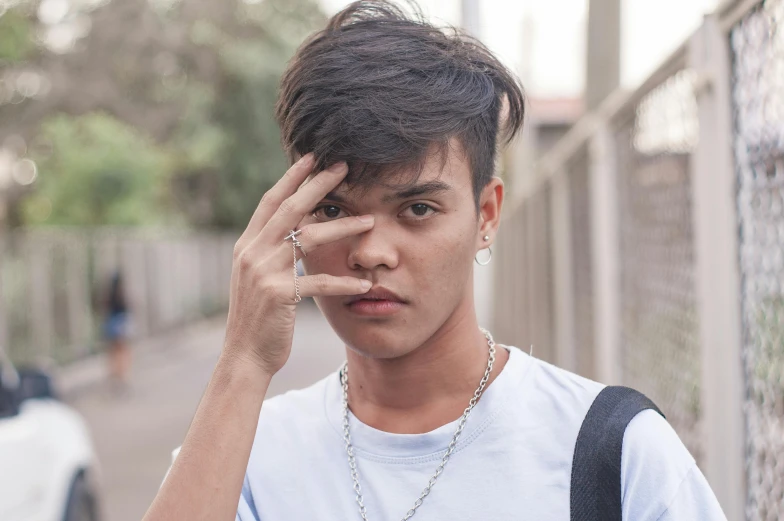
[0,347,101,521]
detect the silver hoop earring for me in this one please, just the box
[475,247,492,266]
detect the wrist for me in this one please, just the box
[216,349,274,392]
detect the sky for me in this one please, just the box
[318,0,721,98]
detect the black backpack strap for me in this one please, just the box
[570,386,664,521]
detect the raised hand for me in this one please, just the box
[223,153,374,376]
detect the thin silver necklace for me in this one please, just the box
[340,327,497,521]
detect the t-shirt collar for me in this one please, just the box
[324,346,528,461]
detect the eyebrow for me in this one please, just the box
[324,180,453,204]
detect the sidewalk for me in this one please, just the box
[54,315,229,400]
[65,302,345,521]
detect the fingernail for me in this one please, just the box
[361,279,373,290]
[298,152,314,165]
[357,214,374,224]
[328,161,348,173]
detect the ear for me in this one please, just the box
[476,176,504,250]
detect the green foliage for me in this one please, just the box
[161,0,326,227]
[10,0,326,229]
[210,60,288,227]
[195,0,327,228]
[0,8,35,63]
[21,112,176,226]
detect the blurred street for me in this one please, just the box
[66,301,345,521]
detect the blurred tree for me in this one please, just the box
[21,112,176,226]
[167,0,326,227]
[209,0,326,227]
[0,0,326,229]
[0,7,36,63]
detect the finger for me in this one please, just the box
[295,215,374,256]
[298,273,373,298]
[262,162,349,242]
[242,153,315,240]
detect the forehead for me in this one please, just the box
[321,139,472,200]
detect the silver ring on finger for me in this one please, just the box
[284,229,307,257]
[284,229,304,303]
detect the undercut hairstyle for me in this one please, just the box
[275,0,526,210]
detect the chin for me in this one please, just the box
[315,299,423,359]
[340,321,420,360]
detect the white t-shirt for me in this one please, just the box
[172,346,726,520]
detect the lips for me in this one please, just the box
[345,286,407,316]
[345,286,406,305]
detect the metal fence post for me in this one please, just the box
[29,236,54,361]
[65,235,91,357]
[688,15,745,520]
[527,190,555,363]
[0,236,7,353]
[551,170,577,371]
[589,122,622,385]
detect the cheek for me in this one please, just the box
[408,228,474,291]
[302,243,344,276]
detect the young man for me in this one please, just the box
[145,1,726,520]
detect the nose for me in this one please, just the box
[347,220,399,271]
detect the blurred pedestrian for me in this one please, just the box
[102,271,131,392]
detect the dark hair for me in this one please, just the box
[275,0,525,209]
[107,271,127,314]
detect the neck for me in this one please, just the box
[344,298,509,434]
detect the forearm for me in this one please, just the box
[143,352,272,521]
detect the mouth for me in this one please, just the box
[345,286,407,316]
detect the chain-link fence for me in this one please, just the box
[494,0,783,517]
[615,69,703,464]
[731,1,784,519]
[567,146,595,378]
[0,227,235,366]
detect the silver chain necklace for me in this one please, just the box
[340,328,497,521]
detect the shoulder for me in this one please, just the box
[256,371,335,433]
[515,352,606,428]
[621,410,724,519]
[241,373,340,487]
[499,350,607,464]
[622,408,695,479]
[512,352,722,519]
[526,355,605,399]
[168,371,336,466]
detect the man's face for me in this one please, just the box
[299,144,494,359]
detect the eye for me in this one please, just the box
[313,204,347,221]
[401,203,436,219]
